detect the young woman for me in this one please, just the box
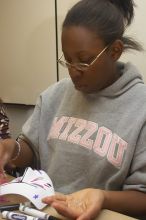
[0,0,146,219]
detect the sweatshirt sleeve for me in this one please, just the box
[123,123,146,192]
[21,96,42,151]
[18,96,43,169]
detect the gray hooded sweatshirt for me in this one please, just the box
[22,62,146,194]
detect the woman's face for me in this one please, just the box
[61,26,122,93]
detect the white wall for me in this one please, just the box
[0,0,57,104]
[57,0,78,79]
[120,0,146,81]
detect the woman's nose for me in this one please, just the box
[68,66,82,79]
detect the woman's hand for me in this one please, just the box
[42,188,105,220]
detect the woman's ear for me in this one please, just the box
[109,40,124,61]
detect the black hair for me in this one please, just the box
[63,0,142,51]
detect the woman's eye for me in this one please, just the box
[64,56,94,64]
[80,57,94,64]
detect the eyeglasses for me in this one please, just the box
[57,45,108,72]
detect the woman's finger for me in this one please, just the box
[42,194,66,204]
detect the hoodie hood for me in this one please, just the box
[97,62,144,97]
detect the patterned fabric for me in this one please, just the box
[0,103,11,139]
